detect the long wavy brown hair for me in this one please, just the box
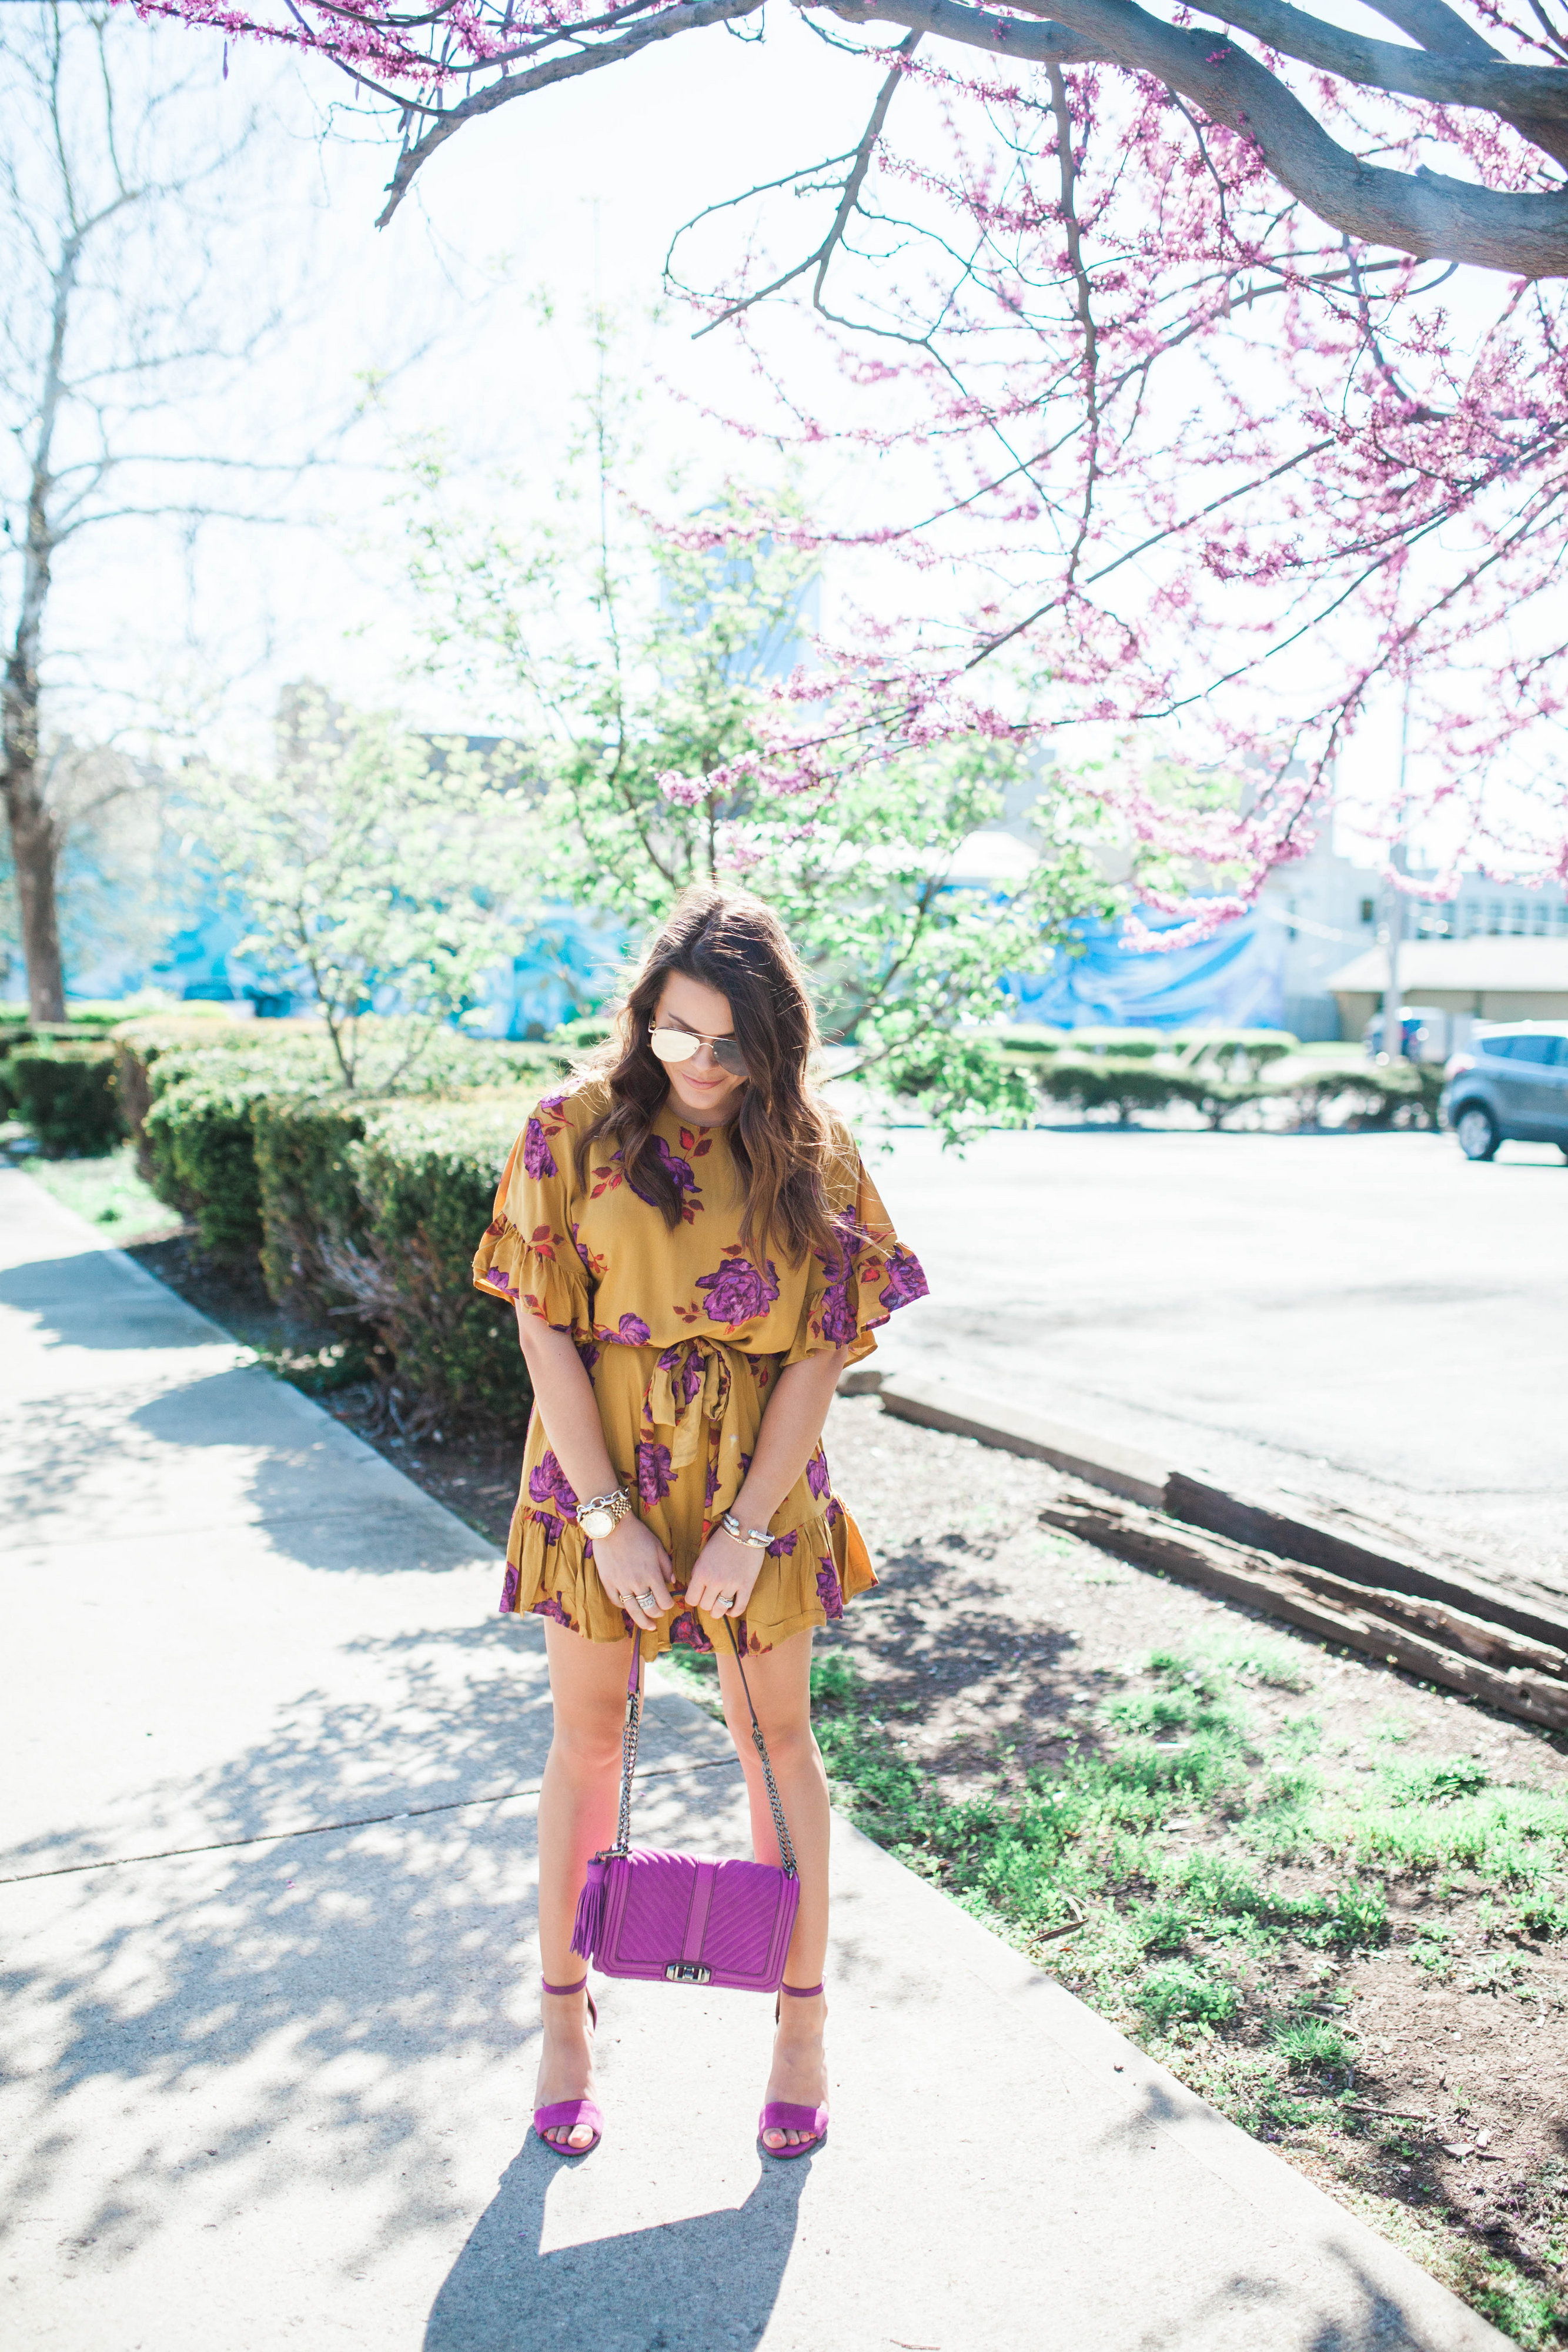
[577,887,842,1270]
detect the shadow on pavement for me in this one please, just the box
[0,1252,220,1352]
[424,2149,807,2351]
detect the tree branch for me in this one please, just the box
[825,0,1568,270]
[375,0,767,227]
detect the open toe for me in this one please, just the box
[534,1973,601,2158]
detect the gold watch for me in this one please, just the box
[576,1486,632,1541]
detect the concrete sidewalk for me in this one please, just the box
[0,1170,1512,2352]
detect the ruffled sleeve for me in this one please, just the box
[472,1093,593,1340]
[784,1121,928,1369]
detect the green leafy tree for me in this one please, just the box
[190,687,528,1090]
[393,345,1116,1140]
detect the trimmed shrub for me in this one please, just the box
[252,1092,383,1314]
[1041,1054,1193,1124]
[344,1095,533,1426]
[1262,1055,1443,1130]
[1064,1027,1168,1059]
[121,1018,563,1259]
[112,1015,270,1179]
[8,1043,124,1157]
[144,1062,335,1254]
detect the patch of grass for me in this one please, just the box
[1458,2253,1562,2351]
[1138,1960,1241,2029]
[22,1145,181,1243]
[1273,2013,1356,2072]
[795,1631,1568,2341]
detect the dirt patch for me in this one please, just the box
[815,1396,1568,2346]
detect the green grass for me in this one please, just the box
[20,1144,181,1244]
[803,1634,1568,2339]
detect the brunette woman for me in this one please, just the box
[472,886,927,2158]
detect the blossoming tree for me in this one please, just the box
[131,0,1568,915]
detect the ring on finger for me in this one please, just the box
[636,1591,658,1613]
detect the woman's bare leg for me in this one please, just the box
[714,1628,830,2151]
[533,1619,631,2149]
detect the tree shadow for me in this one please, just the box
[1,1615,736,1875]
[0,1250,220,1354]
[424,2149,807,2351]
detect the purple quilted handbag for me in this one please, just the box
[570,1623,801,1993]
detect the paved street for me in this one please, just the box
[868,1125,1568,1603]
[1,1168,1512,2351]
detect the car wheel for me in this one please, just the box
[1454,1104,1500,1161]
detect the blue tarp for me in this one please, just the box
[1010,905,1286,1031]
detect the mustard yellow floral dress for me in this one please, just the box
[471,1076,928,1659]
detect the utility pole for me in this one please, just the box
[1380,686,1410,1061]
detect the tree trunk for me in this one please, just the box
[2,746,66,1023]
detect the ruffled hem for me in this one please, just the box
[472,1215,590,1341]
[782,1235,929,1371]
[497,1499,875,1659]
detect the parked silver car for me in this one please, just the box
[1440,1025,1568,1161]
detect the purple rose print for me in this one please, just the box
[531,1591,577,1631]
[825,1496,844,1528]
[636,1442,674,1504]
[766,1528,798,1559]
[528,1449,579,1513]
[628,1134,699,1208]
[480,1264,520,1303]
[879,1244,929,1313]
[696,1254,780,1328]
[669,1607,716,1655]
[806,1452,831,1501]
[815,1557,845,1621]
[499,1565,520,1613]
[537,1511,562,1549]
[522,1115,557,1181]
[817,1260,860,1347]
[570,1221,593,1271]
[613,1312,651,1346]
[658,1344,704,1411]
[575,1339,600,1377]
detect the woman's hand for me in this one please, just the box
[591,1515,676,1635]
[685,1525,766,1624]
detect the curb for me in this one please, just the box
[848,1365,1568,1659]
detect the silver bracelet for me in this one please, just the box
[720,1509,771,1551]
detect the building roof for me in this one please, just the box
[1325,938,1568,993]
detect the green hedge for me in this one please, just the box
[145,1062,335,1255]
[252,1092,381,1314]
[1040,1054,1200,1124]
[6,1043,124,1157]
[116,1017,569,1259]
[112,1015,268,1176]
[345,1095,533,1426]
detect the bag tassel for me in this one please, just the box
[570,1859,606,1960]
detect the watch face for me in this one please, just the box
[579,1505,615,1539]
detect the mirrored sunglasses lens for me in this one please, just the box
[648,1026,700,1064]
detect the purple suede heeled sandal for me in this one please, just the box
[759,1980,828,2161]
[534,1974,602,2157]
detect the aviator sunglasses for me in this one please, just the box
[648,1020,749,1078]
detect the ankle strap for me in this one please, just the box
[780,1980,824,1998]
[542,1975,587,1997]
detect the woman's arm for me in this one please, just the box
[514,1309,674,1631]
[684,1346,853,1616]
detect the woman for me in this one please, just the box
[472,886,927,2159]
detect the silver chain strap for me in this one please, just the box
[611,1625,798,1879]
